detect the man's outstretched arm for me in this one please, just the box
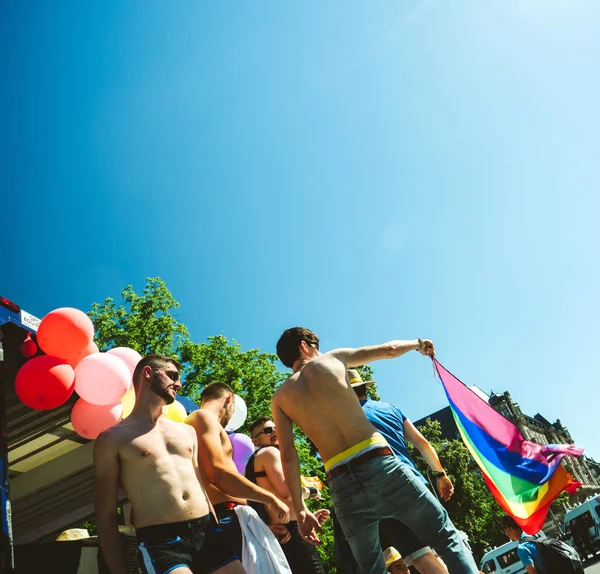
[332,339,434,368]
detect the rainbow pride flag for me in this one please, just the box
[434,359,583,534]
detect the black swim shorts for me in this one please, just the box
[136,514,239,574]
[213,501,244,557]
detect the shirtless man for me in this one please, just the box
[272,328,479,574]
[245,415,329,573]
[93,354,244,574]
[185,382,289,559]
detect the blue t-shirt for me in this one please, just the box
[517,533,546,573]
[360,399,427,485]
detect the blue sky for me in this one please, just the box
[2,1,599,460]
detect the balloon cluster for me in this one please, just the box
[14,307,186,440]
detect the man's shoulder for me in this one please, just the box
[255,446,280,461]
[98,418,133,441]
[363,399,400,414]
[517,539,537,557]
[186,408,214,427]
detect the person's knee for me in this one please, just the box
[411,551,448,573]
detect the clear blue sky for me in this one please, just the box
[2,2,599,460]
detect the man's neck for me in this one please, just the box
[130,392,165,423]
[200,402,224,425]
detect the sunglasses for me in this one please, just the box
[159,369,180,382]
[253,426,275,439]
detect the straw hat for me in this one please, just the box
[348,369,376,388]
[383,546,402,568]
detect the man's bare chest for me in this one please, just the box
[120,426,193,463]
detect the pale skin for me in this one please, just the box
[504,527,540,574]
[354,388,449,574]
[272,337,434,545]
[185,393,290,523]
[250,420,330,543]
[93,361,244,574]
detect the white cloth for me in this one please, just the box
[234,505,292,574]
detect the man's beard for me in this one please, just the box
[151,376,175,404]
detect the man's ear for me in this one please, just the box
[299,340,310,354]
[143,365,153,380]
[225,394,233,406]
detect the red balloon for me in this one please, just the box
[15,355,75,410]
[37,308,94,360]
[20,334,38,358]
[65,341,99,369]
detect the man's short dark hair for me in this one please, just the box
[200,382,234,403]
[249,416,273,437]
[276,327,319,368]
[501,515,521,532]
[132,354,181,390]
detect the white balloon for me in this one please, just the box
[225,394,247,431]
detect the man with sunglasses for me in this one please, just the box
[272,327,479,574]
[245,416,328,573]
[93,354,245,574]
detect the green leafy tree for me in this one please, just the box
[89,278,189,355]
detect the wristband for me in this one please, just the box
[416,338,423,352]
[434,471,446,479]
[308,486,319,498]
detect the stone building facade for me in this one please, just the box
[487,390,599,497]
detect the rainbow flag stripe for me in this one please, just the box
[434,359,582,534]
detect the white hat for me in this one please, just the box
[383,546,402,568]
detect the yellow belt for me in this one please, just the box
[324,434,388,472]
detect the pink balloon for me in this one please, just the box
[71,398,123,439]
[106,347,142,378]
[229,433,255,474]
[74,353,131,405]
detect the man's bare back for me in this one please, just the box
[185,409,245,506]
[273,352,378,464]
[94,415,211,529]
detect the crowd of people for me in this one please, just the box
[93,327,484,574]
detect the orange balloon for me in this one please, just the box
[65,341,99,369]
[37,308,94,360]
[15,355,75,410]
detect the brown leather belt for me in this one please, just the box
[326,446,393,482]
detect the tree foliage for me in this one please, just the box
[89,278,189,355]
